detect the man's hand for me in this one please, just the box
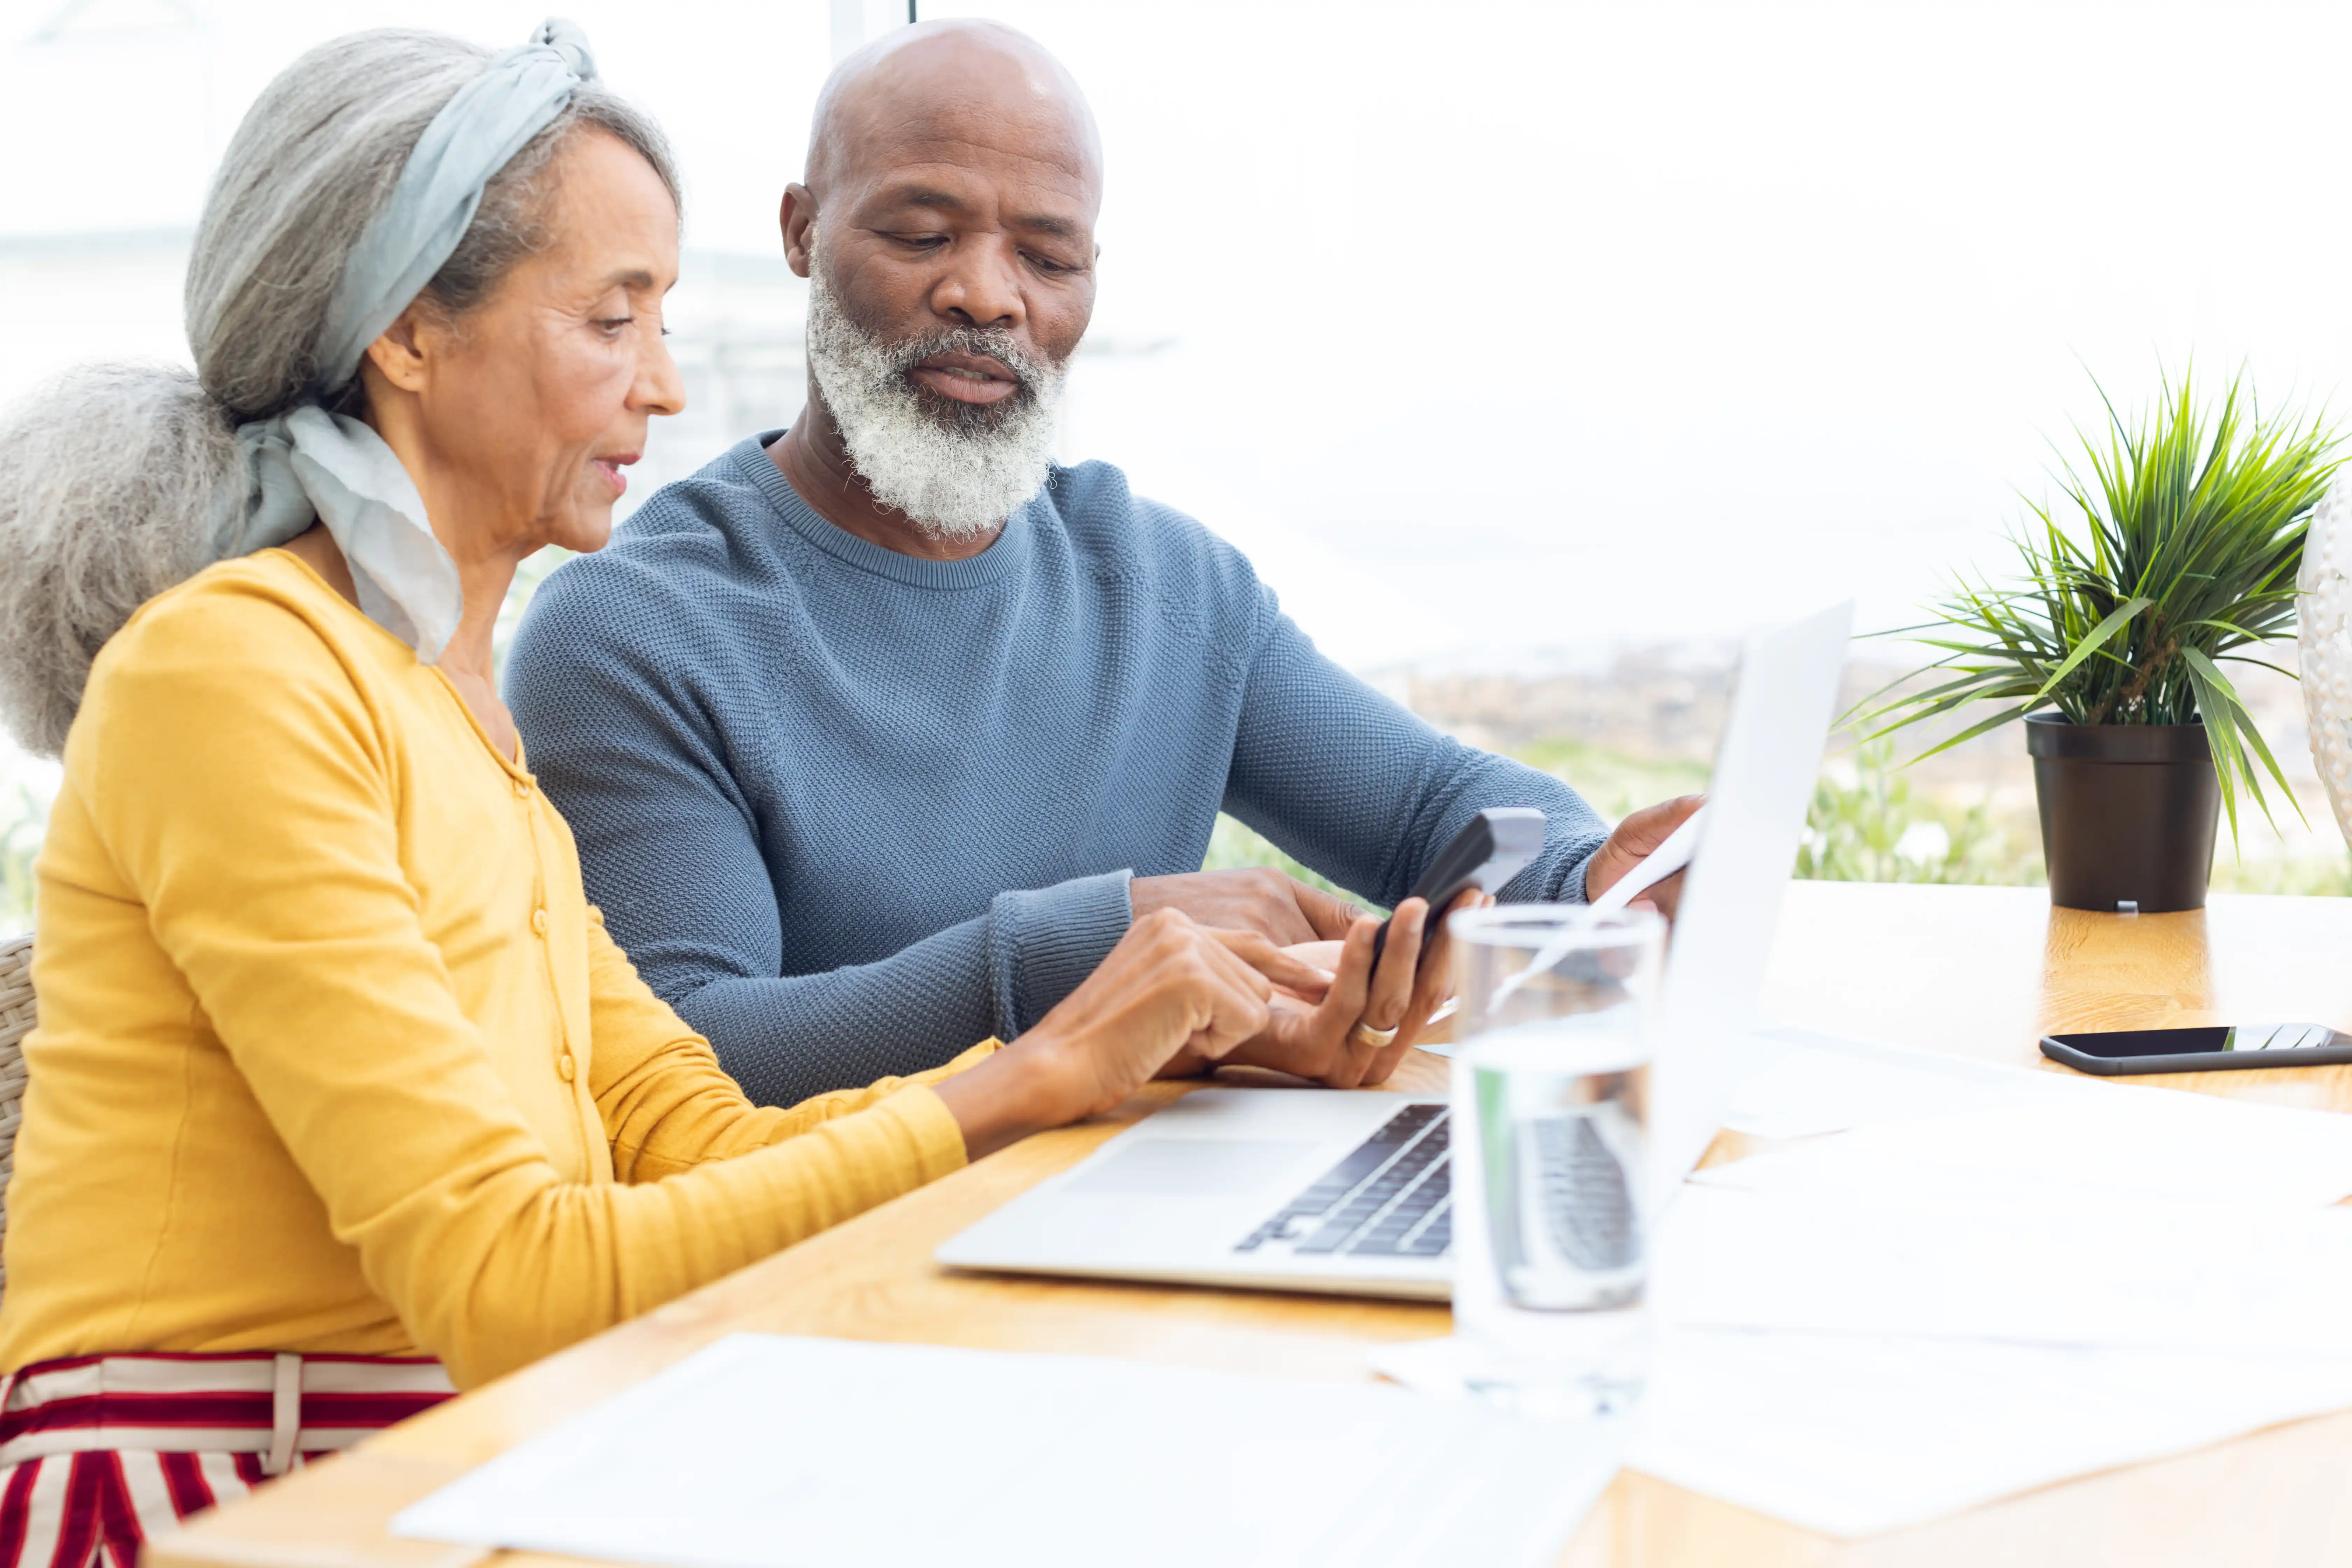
[1129,867,1364,947]
[1582,794,1706,918]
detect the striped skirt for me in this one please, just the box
[0,1351,454,1568]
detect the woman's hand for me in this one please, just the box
[930,909,1287,1159]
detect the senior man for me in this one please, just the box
[507,20,1698,1107]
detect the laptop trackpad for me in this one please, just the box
[1063,1139,1315,1197]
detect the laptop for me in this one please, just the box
[937,602,1854,1300]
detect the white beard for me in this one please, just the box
[803,255,1071,541]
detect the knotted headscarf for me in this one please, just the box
[210,19,599,663]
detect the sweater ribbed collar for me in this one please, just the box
[731,431,1039,590]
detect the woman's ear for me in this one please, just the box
[362,305,435,395]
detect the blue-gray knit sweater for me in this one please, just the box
[506,435,1610,1106]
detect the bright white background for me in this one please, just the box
[5,0,2352,668]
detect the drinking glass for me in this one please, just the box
[1446,904,1664,1416]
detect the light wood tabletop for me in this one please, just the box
[152,881,2352,1568]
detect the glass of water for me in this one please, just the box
[1447,904,1665,1417]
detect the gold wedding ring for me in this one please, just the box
[1349,1022,1400,1049]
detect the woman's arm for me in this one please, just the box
[586,909,1006,1182]
[591,891,1346,1173]
[97,587,1348,1388]
[86,590,974,1388]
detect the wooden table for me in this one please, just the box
[154,882,2352,1568]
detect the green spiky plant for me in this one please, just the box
[1861,370,2343,841]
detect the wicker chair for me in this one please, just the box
[0,935,33,1302]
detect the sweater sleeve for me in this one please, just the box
[508,564,1133,1108]
[89,592,973,1390]
[1222,595,1613,907]
[583,905,1002,1182]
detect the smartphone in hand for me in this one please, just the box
[1371,807,1546,962]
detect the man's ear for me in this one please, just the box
[362,306,433,395]
[780,184,818,279]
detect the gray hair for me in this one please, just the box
[0,28,679,756]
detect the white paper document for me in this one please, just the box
[1373,1029,2352,1539]
[1654,1186,2352,1350]
[1720,1026,2098,1141]
[1641,1328,2352,1537]
[1374,1329,2352,1539]
[394,1334,1629,1568]
[1697,1081,2352,1208]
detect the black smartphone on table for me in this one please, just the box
[1370,807,1546,963]
[2038,1023,2352,1076]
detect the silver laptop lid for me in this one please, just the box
[1647,600,1853,1196]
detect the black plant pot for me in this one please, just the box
[2025,715,2220,913]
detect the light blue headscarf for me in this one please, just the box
[211,19,598,663]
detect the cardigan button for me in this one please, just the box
[530,908,548,936]
[557,1051,576,1083]
[514,777,533,798]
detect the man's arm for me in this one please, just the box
[506,568,1135,1108]
[1221,600,1614,911]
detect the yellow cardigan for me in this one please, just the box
[0,551,994,1389]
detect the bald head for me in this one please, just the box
[806,20,1102,206]
[776,18,1102,541]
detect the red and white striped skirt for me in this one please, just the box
[0,1351,454,1568]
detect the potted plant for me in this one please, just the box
[1863,372,2342,912]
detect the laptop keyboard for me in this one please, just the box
[1535,1115,1639,1270]
[1233,1103,1453,1259]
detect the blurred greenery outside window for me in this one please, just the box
[1199,734,2032,896]
[1202,734,2351,898]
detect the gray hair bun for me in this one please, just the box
[0,366,235,756]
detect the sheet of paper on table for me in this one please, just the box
[394,1334,1629,1568]
[1642,1328,2352,1537]
[1440,1022,2091,1138]
[1380,1028,2352,1538]
[1697,1075,2352,1207]
[1373,1329,2352,1540]
[1719,1025,2101,1141]
[1654,1186,2352,1350]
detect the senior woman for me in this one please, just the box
[0,22,1403,1560]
